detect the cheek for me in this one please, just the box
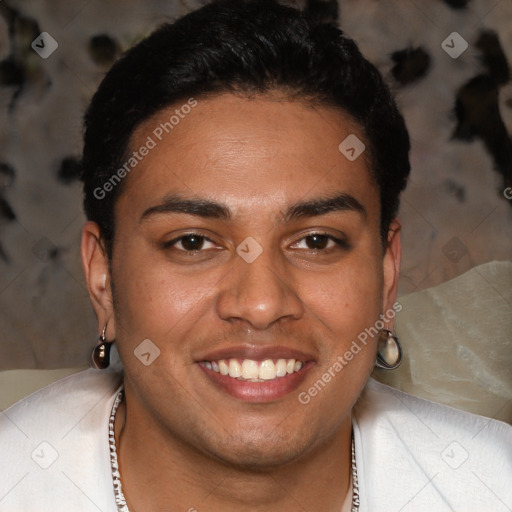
[303,255,384,338]
[110,240,223,344]
[297,259,383,411]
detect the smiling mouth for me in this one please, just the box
[199,358,305,382]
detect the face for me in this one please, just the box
[82,93,401,469]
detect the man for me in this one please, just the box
[1,1,511,511]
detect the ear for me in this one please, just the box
[381,218,402,324]
[81,221,115,337]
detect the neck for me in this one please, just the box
[114,386,353,512]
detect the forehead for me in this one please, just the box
[118,93,378,220]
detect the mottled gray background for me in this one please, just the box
[1,0,511,369]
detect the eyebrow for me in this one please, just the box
[284,193,367,221]
[141,194,231,222]
[140,192,366,223]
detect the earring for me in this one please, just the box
[375,329,402,370]
[91,322,113,370]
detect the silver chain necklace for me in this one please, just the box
[109,390,360,511]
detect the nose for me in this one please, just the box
[215,249,304,330]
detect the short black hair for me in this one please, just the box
[81,0,410,258]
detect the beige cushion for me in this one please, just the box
[0,368,86,410]
[374,260,512,424]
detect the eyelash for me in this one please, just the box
[163,232,350,253]
[162,233,217,252]
[291,233,350,251]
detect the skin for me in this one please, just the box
[81,93,401,512]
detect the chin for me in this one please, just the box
[204,428,315,471]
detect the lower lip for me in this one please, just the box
[197,362,315,402]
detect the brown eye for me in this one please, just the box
[180,234,205,251]
[290,232,350,251]
[304,234,329,250]
[165,234,217,252]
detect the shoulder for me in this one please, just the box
[359,378,512,442]
[1,368,123,437]
[0,369,122,511]
[354,379,512,511]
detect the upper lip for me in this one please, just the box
[197,344,316,362]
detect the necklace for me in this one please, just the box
[109,390,360,511]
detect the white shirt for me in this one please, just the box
[1,369,511,511]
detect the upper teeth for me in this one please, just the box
[202,358,304,381]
